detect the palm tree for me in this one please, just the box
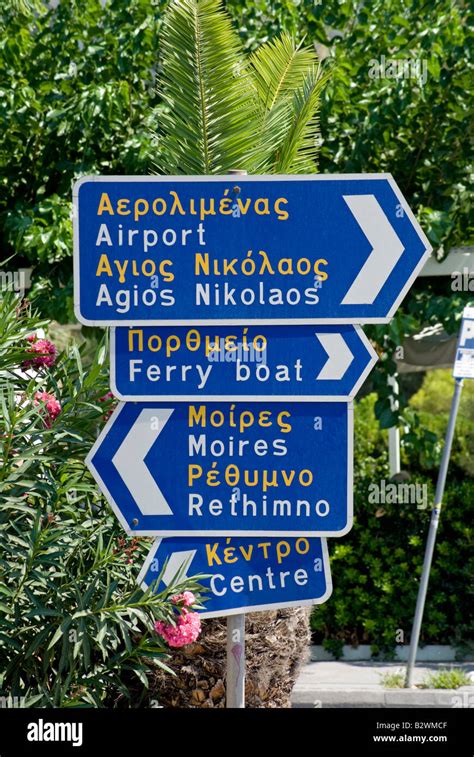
[151,0,331,708]
[155,0,330,175]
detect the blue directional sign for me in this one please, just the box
[86,401,353,537]
[453,306,474,380]
[73,174,431,326]
[111,324,378,401]
[138,536,332,618]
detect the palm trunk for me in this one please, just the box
[149,607,311,708]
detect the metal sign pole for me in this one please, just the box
[388,374,401,476]
[226,613,246,708]
[405,377,464,687]
[225,168,248,709]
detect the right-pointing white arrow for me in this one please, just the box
[112,408,173,516]
[341,194,404,305]
[315,333,354,380]
[162,550,197,586]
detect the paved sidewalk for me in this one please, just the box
[291,660,474,708]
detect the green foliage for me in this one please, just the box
[410,368,474,419]
[311,394,474,657]
[421,668,472,690]
[0,0,166,321]
[321,637,344,660]
[251,33,317,111]
[380,671,405,689]
[248,33,329,173]
[1,0,471,693]
[0,294,206,707]
[353,392,388,480]
[399,408,443,472]
[365,292,471,432]
[6,0,45,13]
[4,195,72,265]
[381,666,472,689]
[227,0,474,254]
[224,0,473,432]
[404,369,474,475]
[1,0,472,351]
[1,0,328,320]
[225,0,300,50]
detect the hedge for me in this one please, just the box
[311,394,473,658]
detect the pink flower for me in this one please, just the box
[98,391,116,421]
[33,391,62,428]
[23,335,57,369]
[171,591,196,608]
[99,391,114,402]
[154,610,201,648]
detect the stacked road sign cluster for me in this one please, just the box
[74,174,431,620]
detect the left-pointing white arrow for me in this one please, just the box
[112,408,173,516]
[341,194,404,305]
[162,550,197,586]
[315,333,354,380]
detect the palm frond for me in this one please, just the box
[156,0,258,174]
[245,96,294,173]
[272,64,331,174]
[155,2,331,176]
[247,34,330,173]
[250,33,318,112]
[6,0,45,13]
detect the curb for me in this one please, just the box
[292,686,474,709]
[308,644,467,663]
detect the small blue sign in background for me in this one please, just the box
[453,306,474,380]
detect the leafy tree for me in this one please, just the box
[0,0,166,321]
[226,0,473,256]
[223,0,473,431]
[1,0,329,318]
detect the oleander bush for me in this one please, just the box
[0,295,206,706]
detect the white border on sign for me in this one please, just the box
[109,325,378,403]
[136,536,333,619]
[85,401,354,538]
[72,173,432,327]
